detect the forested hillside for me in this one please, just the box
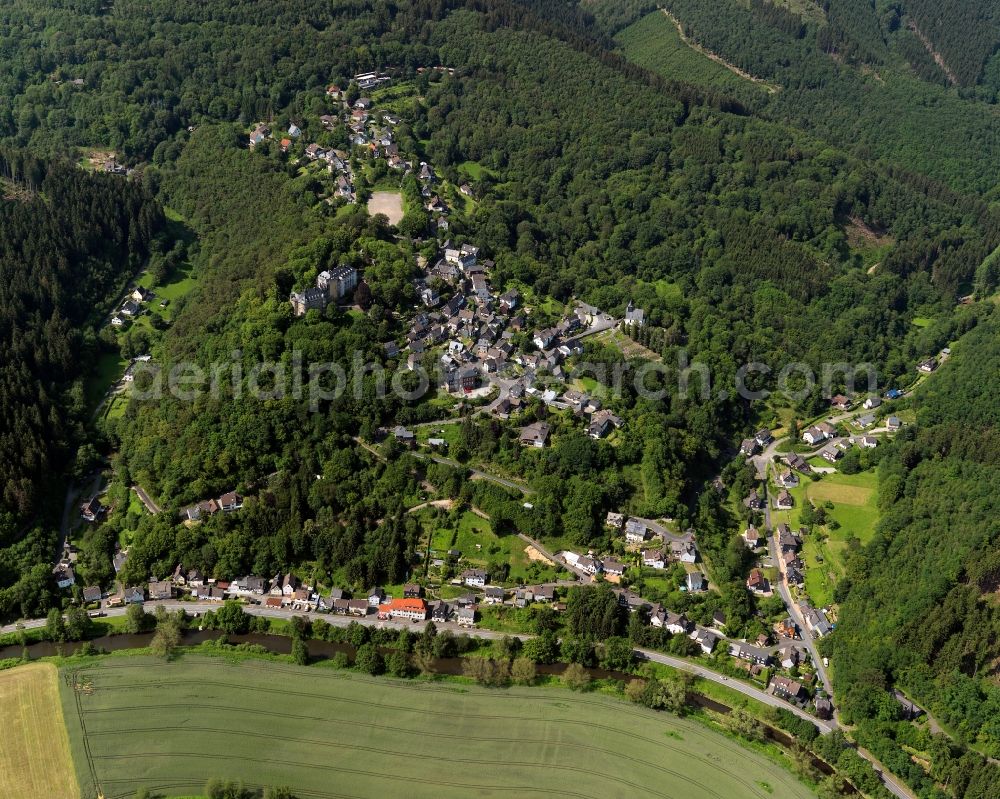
[830,307,1000,794]
[0,153,162,619]
[605,0,1000,195]
[903,0,1000,87]
[1,1,999,794]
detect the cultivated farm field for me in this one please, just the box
[2,663,80,798]
[59,655,815,799]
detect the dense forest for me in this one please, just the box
[0,0,999,794]
[601,0,1000,195]
[0,152,162,619]
[903,0,1000,87]
[831,308,1000,793]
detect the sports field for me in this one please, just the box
[1,663,80,798]
[59,655,815,799]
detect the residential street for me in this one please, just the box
[131,484,162,515]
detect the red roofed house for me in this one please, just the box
[377,598,427,622]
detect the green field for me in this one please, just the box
[3,664,80,798]
[616,12,770,97]
[60,656,816,799]
[799,470,879,606]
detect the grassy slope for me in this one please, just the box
[2,663,80,799]
[770,467,878,607]
[59,655,815,799]
[615,11,770,97]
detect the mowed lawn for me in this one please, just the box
[1,663,80,798]
[60,656,815,799]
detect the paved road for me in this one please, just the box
[637,648,837,734]
[132,484,161,514]
[415,452,534,495]
[633,517,695,544]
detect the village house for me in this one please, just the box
[652,609,690,635]
[281,574,300,596]
[234,575,267,595]
[378,598,427,622]
[53,563,75,589]
[747,569,771,595]
[83,585,103,604]
[686,571,706,593]
[602,559,625,578]
[776,617,798,639]
[863,395,881,410]
[219,491,243,512]
[786,566,805,586]
[367,587,386,606]
[624,518,648,544]
[690,627,719,654]
[860,436,878,449]
[80,496,105,522]
[785,453,811,473]
[743,526,763,549]
[770,675,805,702]
[814,697,833,720]
[744,489,766,511]
[802,425,830,445]
[886,416,902,431]
[777,524,800,552]
[755,429,773,448]
[803,606,833,637]
[482,586,505,605]
[249,124,270,147]
[821,447,842,464]
[729,642,772,666]
[671,540,698,563]
[148,580,172,600]
[431,601,451,623]
[605,512,625,530]
[855,413,877,429]
[587,409,623,439]
[740,438,760,457]
[456,606,476,626]
[830,394,852,411]
[774,490,794,510]
[393,426,416,447]
[778,645,800,669]
[347,599,369,616]
[532,585,555,602]
[499,289,519,313]
[462,569,488,588]
[776,470,799,488]
[642,549,666,570]
[403,583,423,599]
[124,586,145,604]
[518,421,550,448]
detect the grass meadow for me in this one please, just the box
[58,655,815,799]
